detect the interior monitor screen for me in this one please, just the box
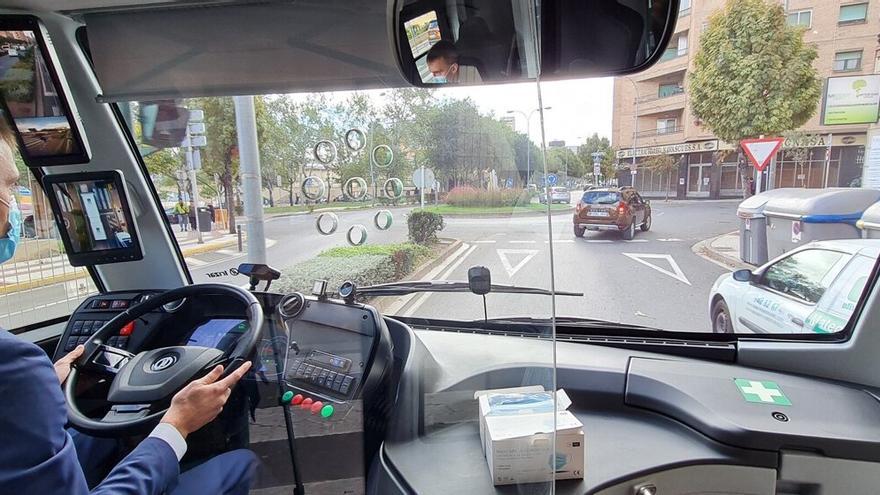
[43,171,143,266]
[0,16,89,165]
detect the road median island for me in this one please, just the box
[0,270,89,296]
[273,240,458,299]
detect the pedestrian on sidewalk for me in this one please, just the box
[188,201,197,232]
[174,200,189,232]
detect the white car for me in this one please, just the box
[709,239,878,334]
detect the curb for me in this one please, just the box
[262,204,412,220]
[371,238,462,314]
[692,231,752,271]
[180,239,242,257]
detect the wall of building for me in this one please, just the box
[612,0,879,199]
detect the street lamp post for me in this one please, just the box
[507,106,551,187]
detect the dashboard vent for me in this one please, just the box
[278,293,306,319]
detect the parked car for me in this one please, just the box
[709,239,877,334]
[539,187,571,204]
[573,187,651,240]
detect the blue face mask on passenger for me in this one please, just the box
[0,195,21,264]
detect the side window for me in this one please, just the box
[805,254,874,333]
[761,249,845,304]
[0,166,100,330]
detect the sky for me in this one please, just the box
[284,77,615,148]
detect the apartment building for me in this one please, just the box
[611,0,879,198]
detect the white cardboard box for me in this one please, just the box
[474,387,585,486]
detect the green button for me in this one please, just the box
[281,391,294,404]
[320,404,334,418]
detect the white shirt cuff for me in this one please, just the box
[149,422,188,461]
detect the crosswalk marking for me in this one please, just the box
[509,240,536,244]
[184,257,208,266]
[474,240,497,244]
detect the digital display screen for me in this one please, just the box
[404,11,440,59]
[187,319,249,352]
[0,29,83,159]
[51,178,134,253]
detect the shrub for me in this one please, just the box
[444,186,534,207]
[407,210,445,244]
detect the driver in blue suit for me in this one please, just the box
[0,123,259,493]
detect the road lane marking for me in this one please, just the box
[623,239,648,243]
[474,240,497,244]
[402,244,478,316]
[545,239,574,243]
[657,238,682,242]
[497,249,539,277]
[585,240,612,243]
[185,257,208,266]
[509,240,536,244]
[622,252,692,286]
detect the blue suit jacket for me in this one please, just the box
[0,330,180,494]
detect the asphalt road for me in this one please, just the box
[394,199,740,332]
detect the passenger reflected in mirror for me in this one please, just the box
[426,40,483,85]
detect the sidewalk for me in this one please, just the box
[173,229,245,257]
[692,230,752,271]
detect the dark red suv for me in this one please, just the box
[573,187,652,239]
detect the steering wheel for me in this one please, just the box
[65,283,264,435]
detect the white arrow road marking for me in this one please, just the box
[622,252,691,286]
[398,243,477,317]
[497,249,539,277]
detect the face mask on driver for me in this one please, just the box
[433,63,456,84]
[0,195,21,264]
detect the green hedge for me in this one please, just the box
[445,186,535,207]
[407,210,445,244]
[274,243,432,295]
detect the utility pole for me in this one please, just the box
[233,96,267,264]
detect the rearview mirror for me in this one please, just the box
[394,0,679,87]
[732,269,753,283]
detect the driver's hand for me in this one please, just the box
[54,345,84,385]
[160,361,252,438]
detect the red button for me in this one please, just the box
[119,322,135,336]
[291,394,304,406]
[310,401,324,415]
[300,398,313,409]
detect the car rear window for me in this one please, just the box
[582,191,620,204]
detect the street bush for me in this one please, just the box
[407,210,445,244]
[274,243,432,295]
[445,186,534,207]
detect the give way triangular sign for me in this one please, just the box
[741,138,784,172]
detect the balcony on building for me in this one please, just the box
[635,31,689,80]
[636,76,686,115]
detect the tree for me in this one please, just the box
[644,153,679,201]
[689,0,820,195]
[576,133,614,183]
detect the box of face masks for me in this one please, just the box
[474,387,584,485]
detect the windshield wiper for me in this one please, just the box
[484,316,655,332]
[356,280,583,297]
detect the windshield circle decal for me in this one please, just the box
[301,176,326,202]
[345,129,366,151]
[383,178,404,200]
[347,225,368,246]
[313,140,337,165]
[343,177,368,201]
[315,212,338,235]
[372,144,394,169]
[374,209,393,230]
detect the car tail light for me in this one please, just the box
[617,201,628,215]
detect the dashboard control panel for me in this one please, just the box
[53,291,162,361]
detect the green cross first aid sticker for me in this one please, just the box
[733,378,791,406]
